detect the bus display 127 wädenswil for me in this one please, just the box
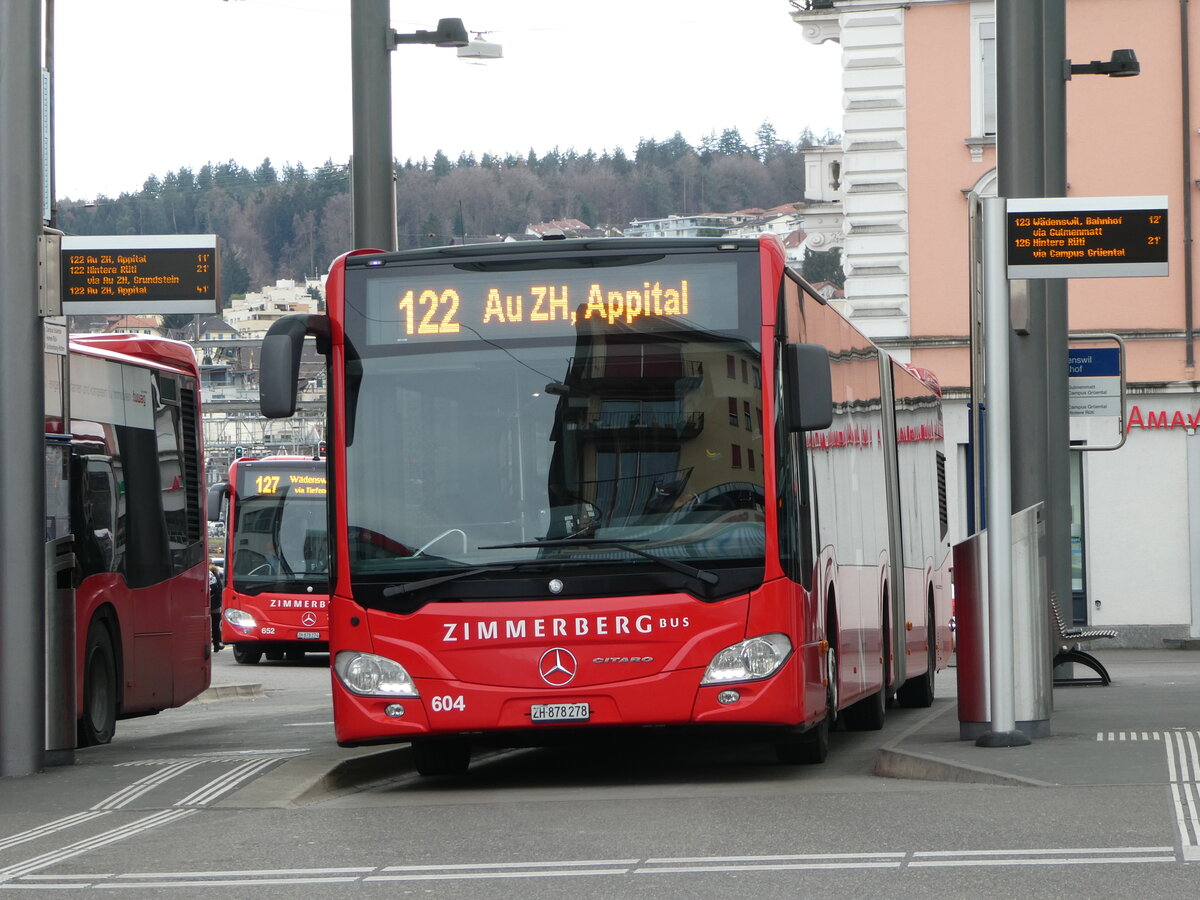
[260,235,952,776]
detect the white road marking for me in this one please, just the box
[0,813,112,854]
[0,846,1184,889]
[94,761,208,810]
[0,809,197,883]
[1165,730,1200,860]
[172,757,284,807]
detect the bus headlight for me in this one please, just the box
[701,633,792,685]
[223,608,256,629]
[334,651,419,698]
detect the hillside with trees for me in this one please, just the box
[56,123,837,301]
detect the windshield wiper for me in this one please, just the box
[479,538,719,586]
[382,564,516,598]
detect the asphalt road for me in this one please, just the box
[0,652,1196,896]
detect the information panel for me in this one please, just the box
[1007,196,1167,279]
[1068,347,1121,418]
[61,234,220,314]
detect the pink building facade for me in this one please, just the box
[795,0,1200,644]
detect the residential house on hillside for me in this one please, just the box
[103,315,161,335]
[224,279,321,341]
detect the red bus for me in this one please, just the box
[208,455,330,664]
[260,235,953,775]
[47,334,211,746]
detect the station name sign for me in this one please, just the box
[60,234,220,315]
[1007,196,1167,279]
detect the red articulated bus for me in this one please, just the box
[208,456,329,664]
[47,334,210,746]
[259,235,952,775]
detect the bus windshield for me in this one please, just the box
[230,460,329,594]
[341,246,767,603]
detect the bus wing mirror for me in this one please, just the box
[260,314,330,419]
[206,482,228,522]
[784,343,833,432]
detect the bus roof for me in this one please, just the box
[70,333,199,376]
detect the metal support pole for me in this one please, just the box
[1042,0,1074,637]
[351,0,397,251]
[1189,430,1200,639]
[0,0,48,777]
[979,198,1030,747]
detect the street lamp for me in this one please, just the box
[351,6,472,252]
[388,17,469,49]
[1066,49,1140,79]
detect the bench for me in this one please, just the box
[1050,593,1117,686]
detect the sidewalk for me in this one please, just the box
[876,649,1200,786]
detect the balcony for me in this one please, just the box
[567,411,704,440]
[566,356,704,392]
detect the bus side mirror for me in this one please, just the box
[260,314,330,419]
[784,343,833,432]
[207,482,228,522]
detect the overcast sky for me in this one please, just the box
[52,0,843,201]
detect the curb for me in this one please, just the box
[289,745,416,805]
[222,744,415,808]
[195,682,265,702]
[873,746,1051,787]
[871,696,1051,787]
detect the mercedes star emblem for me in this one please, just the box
[538,647,578,686]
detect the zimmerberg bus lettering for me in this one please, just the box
[441,614,691,643]
[268,599,329,608]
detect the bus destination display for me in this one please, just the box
[239,468,327,499]
[359,260,741,344]
[61,234,221,314]
[1007,196,1168,279]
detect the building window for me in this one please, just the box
[747,448,755,471]
[741,360,749,384]
[728,397,739,426]
[973,13,997,137]
[731,444,742,468]
[727,355,736,379]
[743,401,752,431]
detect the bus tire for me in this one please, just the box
[233,643,262,665]
[77,618,118,747]
[776,717,829,765]
[844,621,887,732]
[411,739,471,776]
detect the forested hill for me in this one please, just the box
[56,124,835,300]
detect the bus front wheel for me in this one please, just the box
[233,643,263,665]
[78,618,118,747]
[411,739,471,776]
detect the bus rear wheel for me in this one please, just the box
[233,643,262,665]
[411,739,471,776]
[78,618,118,747]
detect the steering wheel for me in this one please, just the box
[235,549,272,576]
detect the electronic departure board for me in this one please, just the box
[237,465,327,500]
[1007,196,1168,279]
[355,257,744,345]
[61,234,220,314]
